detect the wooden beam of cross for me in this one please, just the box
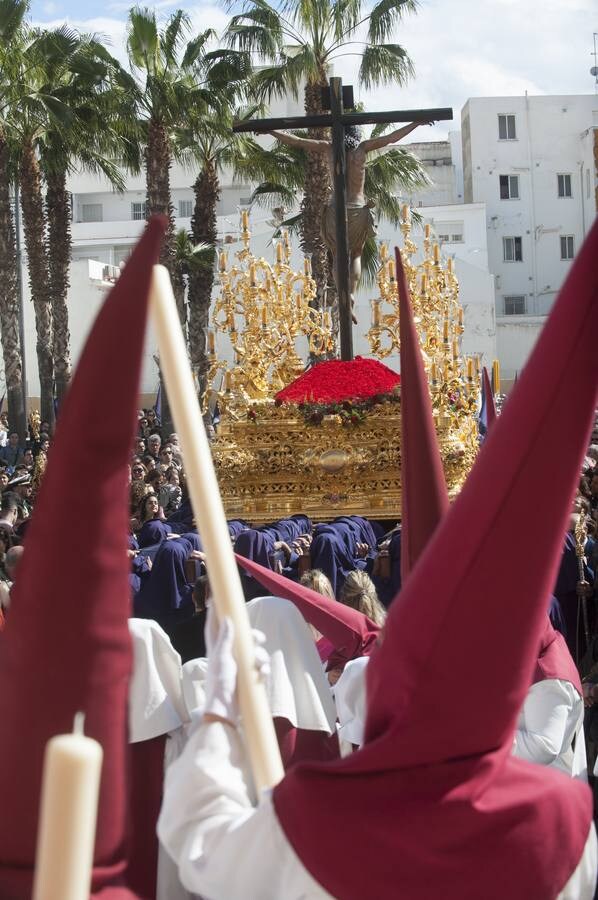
[233,76,453,361]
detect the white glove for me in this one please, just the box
[204,605,270,726]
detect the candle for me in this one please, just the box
[452,339,459,359]
[388,260,396,281]
[224,369,233,391]
[401,204,409,222]
[467,358,473,379]
[261,304,268,326]
[32,713,103,900]
[241,209,249,230]
[372,301,381,326]
[219,250,227,273]
[277,284,284,304]
[424,223,431,239]
[443,319,449,342]
[276,242,283,264]
[324,311,331,330]
[379,243,388,262]
[249,263,257,286]
[421,274,428,295]
[303,257,312,276]
[433,243,440,263]
[151,265,285,789]
[474,356,480,376]
[431,361,438,382]
[492,359,501,395]
[458,307,464,328]
[207,330,215,354]
[283,229,290,247]
[295,293,302,311]
[447,257,454,274]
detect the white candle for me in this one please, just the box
[150,266,284,792]
[32,713,103,900]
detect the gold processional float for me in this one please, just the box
[205,207,491,522]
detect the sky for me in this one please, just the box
[29,0,598,140]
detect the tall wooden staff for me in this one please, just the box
[150,266,284,792]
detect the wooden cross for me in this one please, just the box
[233,76,452,361]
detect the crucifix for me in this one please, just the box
[233,76,453,361]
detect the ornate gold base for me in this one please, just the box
[212,400,479,523]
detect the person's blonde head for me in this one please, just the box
[340,570,386,627]
[300,568,335,600]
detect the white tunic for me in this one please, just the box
[513,678,587,778]
[158,720,597,900]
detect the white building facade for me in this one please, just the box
[461,94,598,380]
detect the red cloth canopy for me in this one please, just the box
[273,219,598,899]
[0,218,165,898]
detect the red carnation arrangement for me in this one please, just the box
[275,356,400,405]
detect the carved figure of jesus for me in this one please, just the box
[269,121,433,320]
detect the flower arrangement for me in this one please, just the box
[274,356,400,405]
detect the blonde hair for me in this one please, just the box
[340,570,386,627]
[300,568,335,600]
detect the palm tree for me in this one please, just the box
[1,21,77,427]
[179,63,256,394]
[40,36,141,405]
[0,0,27,439]
[126,7,216,275]
[226,0,418,311]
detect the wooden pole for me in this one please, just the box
[149,265,284,792]
[329,77,353,361]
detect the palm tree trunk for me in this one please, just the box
[0,135,26,440]
[188,162,218,399]
[146,117,175,433]
[19,140,55,429]
[45,167,72,408]
[302,78,337,358]
[146,117,175,273]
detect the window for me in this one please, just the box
[131,201,148,221]
[560,235,574,260]
[436,222,464,243]
[503,236,523,262]
[504,295,526,315]
[81,203,103,223]
[498,114,516,140]
[179,199,193,218]
[499,174,519,199]
[557,173,572,198]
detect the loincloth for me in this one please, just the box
[321,203,376,256]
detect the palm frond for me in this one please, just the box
[163,10,191,67]
[368,0,418,44]
[358,42,414,89]
[126,6,159,74]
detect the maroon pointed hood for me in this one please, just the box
[235,554,379,666]
[482,365,497,429]
[273,220,598,899]
[0,218,166,898]
[396,247,448,582]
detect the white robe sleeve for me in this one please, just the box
[556,824,597,900]
[157,719,332,900]
[513,679,580,771]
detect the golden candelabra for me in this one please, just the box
[367,205,481,433]
[204,210,333,412]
